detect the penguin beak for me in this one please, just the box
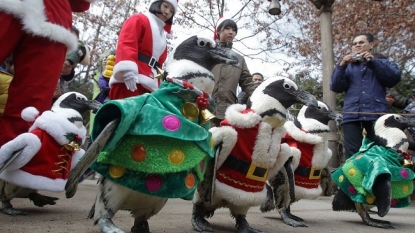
[401,115,415,128]
[329,111,343,126]
[293,89,318,108]
[72,99,102,115]
[210,46,239,65]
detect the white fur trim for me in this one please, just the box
[137,74,159,92]
[295,184,322,200]
[28,111,87,146]
[214,180,267,207]
[311,143,332,168]
[21,107,39,122]
[290,147,301,170]
[224,104,262,128]
[209,126,238,168]
[110,60,138,86]
[284,121,323,144]
[0,169,66,192]
[267,143,289,178]
[0,133,41,170]
[71,149,84,170]
[0,0,78,51]
[252,123,285,167]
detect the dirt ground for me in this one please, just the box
[1,179,415,233]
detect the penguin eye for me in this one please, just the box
[283,83,291,89]
[76,96,85,101]
[197,39,207,47]
[317,106,322,110]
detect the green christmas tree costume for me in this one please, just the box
[332,138,415,208]
[90,79,215,200]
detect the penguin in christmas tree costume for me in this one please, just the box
[0,92,101,216]
[332,114,415,229]
[191,76,318,233]
[260,101,342,227]
[64,35,239,233]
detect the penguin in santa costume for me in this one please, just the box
[191,76,318,233]
[260,101,342,227]
[0,92,101,215]
[0,0,95,150]
[109,0,178,99]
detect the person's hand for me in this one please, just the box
[360,51,375,62]
[61,60,72,75]
[339,54,354,66]
[123,71,139,92]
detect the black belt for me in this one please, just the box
[138,53,160,69]
[222,155,268,181]
[294,165,322,179]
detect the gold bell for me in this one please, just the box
[63,141,80,152]
[200,109,216,124]
[402,159,414,169]
[268,0,281,16]
[155,67,165,79]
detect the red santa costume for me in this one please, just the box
[283,119,332,200]
[210,104,291,208]
[109,0,178,100]
[0,0,94,148]
[0,107,86,192]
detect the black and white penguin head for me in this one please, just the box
[374,114,415,151]
[247,76,317,126]
[52,92,102,128]
[166,35,238,94]
[296,101,342,133]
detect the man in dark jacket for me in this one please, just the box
[237,72,264,104]
[330,33,401,159]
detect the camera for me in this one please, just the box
[352,53,362,61]
[352,53,371,62]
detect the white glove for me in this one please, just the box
[123,71,139,92]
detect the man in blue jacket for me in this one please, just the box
[330,33,401,160]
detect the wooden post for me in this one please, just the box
[319,6,340,168]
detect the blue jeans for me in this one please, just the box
[342,121,376,160]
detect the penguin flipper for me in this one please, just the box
[65,118,119,198]
[372,174,391,217]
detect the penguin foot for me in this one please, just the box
[191,203,214,232]
[28,192,58,207]
[235,215,265,233]
[131,220,150,233]
[361,212,395,229]
[97,218,126,233]
[279,208,307,227]
[191,215,213,232]
[1,200,28,216]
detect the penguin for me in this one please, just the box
[260,101,342,227]
[0,92,100,215]
[332,114,415,229]
[64,35,239,233]
[191,76,318,233]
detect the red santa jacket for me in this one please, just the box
[0,0,93,52]
[110,13,167,92]
[0,110,86,192]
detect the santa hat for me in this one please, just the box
[149,0,178,39]
[214,16,231,40]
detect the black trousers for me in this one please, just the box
[342,121,376,160]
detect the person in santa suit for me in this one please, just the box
[109,0,177,100]
[0,0,95,149]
